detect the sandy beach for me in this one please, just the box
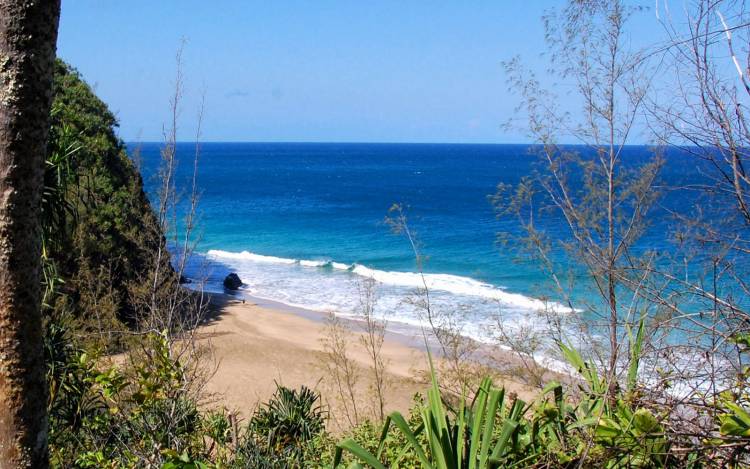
[195,294,538,430]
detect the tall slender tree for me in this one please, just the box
[0,1,61,467]
[498,0,659,401]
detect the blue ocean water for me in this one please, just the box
[132,142,713,346]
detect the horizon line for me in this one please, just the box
[124,140,659,146]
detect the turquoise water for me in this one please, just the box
[133,142,722,348]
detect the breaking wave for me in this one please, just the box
[206,249,572,314]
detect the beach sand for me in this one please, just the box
[195,294,538,430]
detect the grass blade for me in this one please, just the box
[335,439,387,469]
[479,387,503,468]
[468,378,491,469]
[375,415,392,460]
[391,411,431,467]
[490,419,519,461]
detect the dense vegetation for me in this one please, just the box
[44,60,174,348]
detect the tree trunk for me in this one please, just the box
[0,1,60,468]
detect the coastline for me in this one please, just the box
[196,293,539,429]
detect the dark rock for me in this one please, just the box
[179,275,191,284]
[223,273,243,290]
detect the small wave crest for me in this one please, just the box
[208,249,297,264]
[331,262,351,271]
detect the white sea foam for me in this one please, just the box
[331,262,351,271]
[208,249,297,264]
[207,249,573,313]
[350,264,573,313]
[299,259,329,267]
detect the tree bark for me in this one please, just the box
[0,1,60,468]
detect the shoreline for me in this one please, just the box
[201,283,571,373]
[196,292,539,429]
[218,289,442,354]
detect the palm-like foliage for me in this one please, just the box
[333,358,528,469]
[43,103,81,251]
[41,102,81,304]
[250,383,325,452]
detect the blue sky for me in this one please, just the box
[57,1,659,143]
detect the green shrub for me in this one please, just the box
[333,347,671,469]
[46,326,208,468]
[234,384,326,467]
[251,384,325,449]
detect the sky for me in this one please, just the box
[57,1,662,143]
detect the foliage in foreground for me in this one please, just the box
[47,323,198,467]
[46,312,750,469]
[333,342,750,469]
[46,315,328,468]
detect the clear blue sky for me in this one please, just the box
[57,1,658,143]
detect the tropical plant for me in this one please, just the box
[45,318,126,467]
[561,343,668,467]
[43,104,81,252]
[41,105,82,305]
[46,327,209,467]
[250,384,326,453]
[221,384,328,468]
[333,338,671,469]
[333,353,529,469]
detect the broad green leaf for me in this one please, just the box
[632,408,659,434]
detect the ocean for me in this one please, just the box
[132,142,723,352]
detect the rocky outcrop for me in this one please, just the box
[223,273,242,290]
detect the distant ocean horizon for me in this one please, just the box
[132,142,720,359]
